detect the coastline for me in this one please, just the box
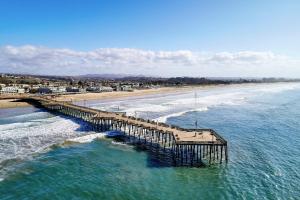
[36,82,300,103]
[0,86,205,109]
[53,85,212,102]
[0,82,297,109]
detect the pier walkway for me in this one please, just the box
[23,96,228,166]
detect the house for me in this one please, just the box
[57,86,67,93]
[37,87,52,94]
[49,86,66,93]
[99,86,113,92]
[17,88,25,93]
[121,85,133,92]
[0,86,25,94]
[0,86,19,94]
[66,87,80,93]
[86,86,99,92]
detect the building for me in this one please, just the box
[37,87,52,94]
[99,86,113,92]
[0,86,19,94]
[49,86,66,93]
[66,87,80,93]
[121,85,133,92]
[86,86,99,92]
[17,88,25,93]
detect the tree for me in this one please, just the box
[78,80,83,88]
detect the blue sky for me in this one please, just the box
[0,0,300,77]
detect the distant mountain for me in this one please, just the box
[77,74,146,79]
[79,74,129,79]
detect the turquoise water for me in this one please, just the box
[0,83,300,199]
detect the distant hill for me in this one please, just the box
[78,74,143,79]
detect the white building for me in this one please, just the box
[49,86,66,93]
[0,86,19,94]
[17,88,25,93]
[121,85,133,92]
[99,86,113,92]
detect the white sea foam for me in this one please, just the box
[122,104,169,116]
[155,107,209,123]
[66,133,106,143]
[153,92,248,122]
[111,141,128,146]
[168,92,246,106]
[0,122,36,131]
[6,111,49,120]
[0,116,85,165]
[0,113,58,132]
[255,83,300,93]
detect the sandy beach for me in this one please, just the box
[0,85,214,109]
[53,86,209,102]
[0,99,31,109]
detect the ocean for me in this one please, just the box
[0,83,300,199]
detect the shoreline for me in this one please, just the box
[53,85,213,102]
[0,85,211,109]
[45,82,300,102]
[0,82,298,109]
[0,86,202,109]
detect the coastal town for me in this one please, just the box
[0,73,140,95]
[1,73,299,96]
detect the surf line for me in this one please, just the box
[23,96,228,167]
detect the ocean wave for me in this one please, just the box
[122,104,169,116]
[0,121,37,131]
[155,107,209,123]
[4,111,49,121]
[164,92,246,106]
[111,141,128,146]
[152,92,247,122]
[0,115,62,132]
[255,83,300,93]
[0,117,82,164]
[66,133,106,143]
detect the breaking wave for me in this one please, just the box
[155,107,209,123]
[66,133,106,143]
[255,82,300,93]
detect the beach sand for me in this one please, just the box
[0,99,31,109]
[53,86,207,102]
[0,85,213,109]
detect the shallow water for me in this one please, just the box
[0,83,300,199]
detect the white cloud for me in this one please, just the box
[0,45,299,77]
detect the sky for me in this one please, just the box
[0,0,300,77]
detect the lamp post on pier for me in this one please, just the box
[194,120,198,137]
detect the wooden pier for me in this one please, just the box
[24,96,228,166]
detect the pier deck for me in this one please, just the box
[23,96,228,166]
